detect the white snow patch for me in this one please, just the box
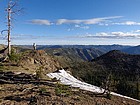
[47,69,140,102]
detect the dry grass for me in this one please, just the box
[0,83,139,105]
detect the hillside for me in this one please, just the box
[93,50,140,71]
[44,48,104,61]
[37,44,131,53]
[0,50,61,75]
[0,47,140,104]
[69,50,140,100]
[0,44,5,50]
[18,44,140,55]
[1,72,140,105]
[122,45,140,54]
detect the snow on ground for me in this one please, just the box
[47,69,140,102]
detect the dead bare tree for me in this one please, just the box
[1,0,23,55]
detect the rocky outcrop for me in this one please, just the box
[18,50,61,74]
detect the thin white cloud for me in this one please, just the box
[5,34,49,41]
[135,30,140,33]
[29,16,122,26]
[30,19,51,25]
[79,31,140,39]
[75,24,89,29]
[98,23,109,26]
[56,19,82,25]
[96,32,109,36]
[67,28,74,31]
[56,16,122,25]
[111,32,140,38]
[113,21,140,26]
[67,25,89,31]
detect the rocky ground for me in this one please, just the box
[1,84,139,105]
[0,49,139,105]
[0,71,140,105]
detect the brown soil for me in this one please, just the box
[0,83,140,105]
[0,50,140,105]
[0,72,139,105]
[17,50,61,74]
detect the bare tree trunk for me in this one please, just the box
[7,3,11,55]
[1,0,22,55]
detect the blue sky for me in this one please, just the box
[0,0,140,45]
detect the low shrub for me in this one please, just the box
[55,83,71,96]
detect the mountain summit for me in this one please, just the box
[92,50,140,72]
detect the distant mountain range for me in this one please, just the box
[44,48,104,61]
[10,44,139,61]
[122,45,140,55]
[37,44,131,52]
[1,44,138,60]
[37,44,140,54]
